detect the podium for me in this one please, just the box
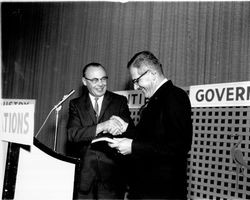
[2,138,80,200]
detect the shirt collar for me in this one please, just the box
[89,93,104,103]
[153,78,168,95]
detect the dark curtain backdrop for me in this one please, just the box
[2,2,250,154]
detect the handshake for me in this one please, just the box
[97,116,128,136]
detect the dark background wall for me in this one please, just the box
[2,2,250,154]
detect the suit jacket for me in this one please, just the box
[128,80,193,199]
[67,90,134,194]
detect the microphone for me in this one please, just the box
[53,89,75,109]
[35,89,75,138]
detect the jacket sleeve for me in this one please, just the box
[118,96,135,138]
[67,100,97,143]
[120,97,135,130]
[131,90,192,159]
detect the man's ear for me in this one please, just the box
[150,70,157,81]
[82,77,87,86]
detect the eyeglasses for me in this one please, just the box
[132,70,149,85]
[85,76,108,84]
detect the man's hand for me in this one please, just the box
[97,118,123,135]
[110,116,128,133]
[108,138,132,155]
[105,118,123,135]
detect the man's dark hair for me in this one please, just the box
[82,62,105,77]
[127,51,164,74]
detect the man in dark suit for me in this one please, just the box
[67,63,134,199]
[109,51,193,199]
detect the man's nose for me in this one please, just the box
[96,79,104,85]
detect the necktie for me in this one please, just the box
[139,98,149,117]
[94,97,99,118]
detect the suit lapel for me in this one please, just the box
[141,81,172,116]
[149,80,172,103]
[98,91,112,121]
[78,94,97,123]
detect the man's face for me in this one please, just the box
[129,66,155,98]
[82,66,107,97]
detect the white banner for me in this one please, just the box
[190,81,250,107]
[114,90,146,108]
[2,99,35,106]
[0,99,35,146]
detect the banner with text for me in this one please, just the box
[190,81,250,107]
[114,90,146,108]
[0,99,35,146]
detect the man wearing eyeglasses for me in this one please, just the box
[109,51,193,199]
[67,62,134,199]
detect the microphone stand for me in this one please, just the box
[54,105,62,151]
[35,90,75,152]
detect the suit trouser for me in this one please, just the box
[76,180,125,200]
